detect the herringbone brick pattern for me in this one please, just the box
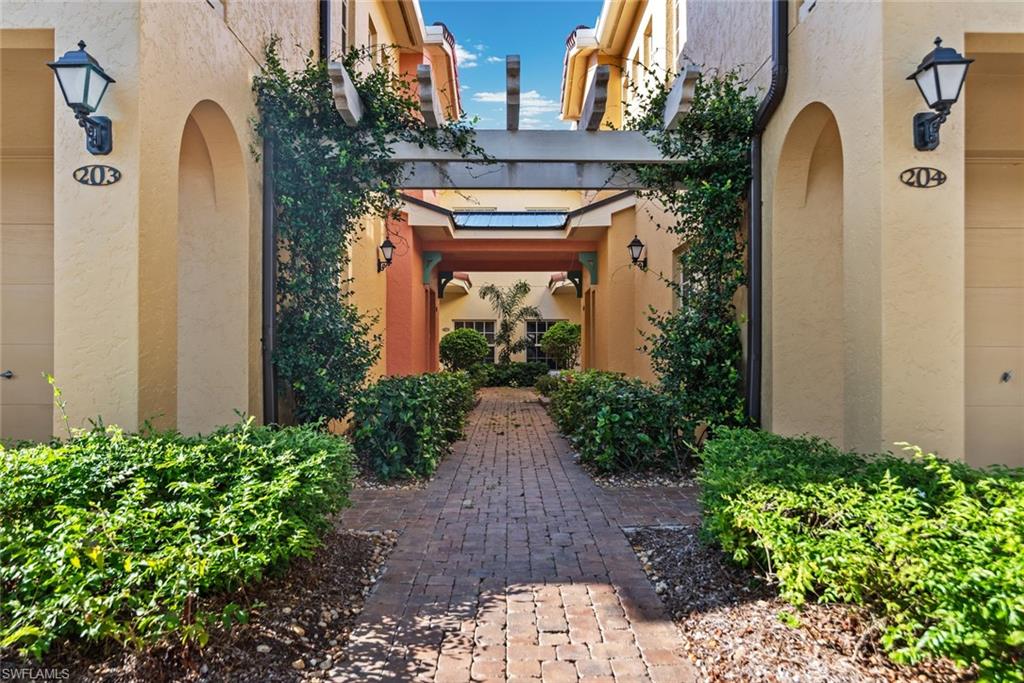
[336,388,699,682]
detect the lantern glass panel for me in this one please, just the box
[936,62,968,103]
[85,69,110,112]
[55,65,89,110]
[914,67,939,108]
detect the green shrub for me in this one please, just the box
[701,428,1024,680]
[539,322,581,370]
[440,328,491,371]
[352,371,475,481]
[0,421,354,658]
[473,361,549,388]
[548,370,689,473]
[533,374,563,397]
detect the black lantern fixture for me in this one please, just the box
[627,235,647,270]
[47,41,116,155]
[907,37,972,151]
[377,237,396,272]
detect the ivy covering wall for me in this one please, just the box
[253,42,479,422]
[624,70,757,431]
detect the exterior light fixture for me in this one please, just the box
[907,37,972,151]
[47,41,116,155]
[377,237,395,272]
[627,235,647,270]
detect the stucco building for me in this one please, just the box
[2,0,1021,468]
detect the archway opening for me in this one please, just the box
[771,103,845,446]
[176,101,248,434]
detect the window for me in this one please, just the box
[340,0,349,50]
[671,245,688,312]
[368,17,378,64]
[454,320,496,362]
[526,319,566,368]
[674,0,685,58]
[643,21,652,68]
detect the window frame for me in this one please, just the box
[453,319,497,363]
[525,319,568,368]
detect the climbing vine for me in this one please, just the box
[623,69,757,430]
[253,40,480,423]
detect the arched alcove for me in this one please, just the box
[176,101,249,434]
[771,103,846,446]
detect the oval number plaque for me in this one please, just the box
[900,166,946,189]
[73,165,121,187]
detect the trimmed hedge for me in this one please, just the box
[0,421,354,658]
[548,370,689,473]
[352,371,475,481]
[471,361,549,388]
[701,428,1024,680]
[440,328,490,371]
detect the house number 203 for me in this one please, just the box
[73,164,122,187]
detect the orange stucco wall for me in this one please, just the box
[385,209,437,376]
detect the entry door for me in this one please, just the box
[965,157,1024,467]
[1,44,55,442]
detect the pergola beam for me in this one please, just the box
[579,65,610,131]
[506,55,520,131]
[327,61,363,126]
[663,64,700,130]
[417,64,442,128]
[398,161,643,190]
[388,130,666,163]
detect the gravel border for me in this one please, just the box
[625,524,975,682]
[7,529,398,682]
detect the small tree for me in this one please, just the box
[539,321,581,370]
[440,328,490,370]
[478,280,540,364]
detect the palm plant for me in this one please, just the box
[478,280,541,363]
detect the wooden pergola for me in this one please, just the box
[327,55,698,188]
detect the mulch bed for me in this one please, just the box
[4,529,397,683]
[586,466,697,489]
[625,525,976,683]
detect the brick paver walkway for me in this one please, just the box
[336,388,700,682]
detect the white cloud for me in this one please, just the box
[455,43,478,68]
[471,90,563,129]
[473,89,560,114]
[486,56,503,64]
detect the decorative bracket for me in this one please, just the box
[418,64,442,128]
[423,251,443,285]
[438,270,454,298]
[328,61,364,126]
[506,55,521,131]
[580,65,610,132]
[578,252,598,285]
[567,270,583,298]
[663,64,700,130]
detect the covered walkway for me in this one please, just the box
[337,388,699,681]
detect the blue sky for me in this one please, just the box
[421,1,603,128]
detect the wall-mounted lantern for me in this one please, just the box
[47,41,116,155]
[377,237,395,272]
[627,235,647,270]
[907,37,972,151]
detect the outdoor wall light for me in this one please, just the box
[48,41,116,155]
[907,37,972,151]
[627,235,647,270]
[377,237,396,272]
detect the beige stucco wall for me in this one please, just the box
[686,0,1024,461]
[438,271,582,364]
[0,1,319,435]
